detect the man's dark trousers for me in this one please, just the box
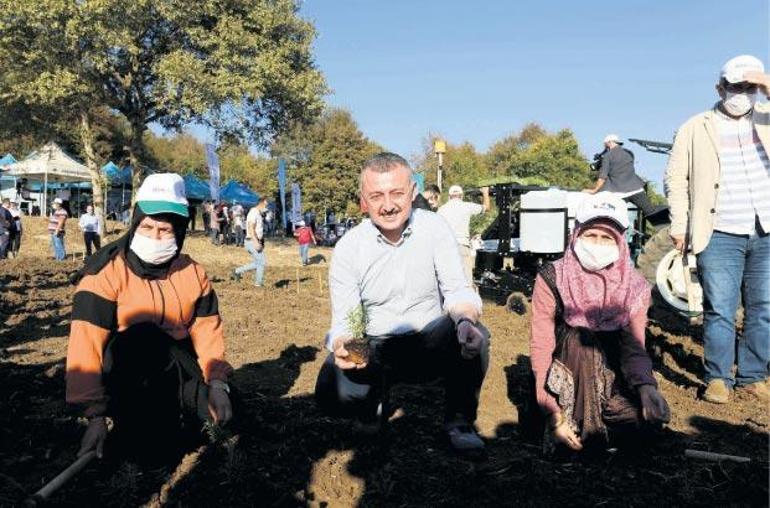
[315,316,489,423]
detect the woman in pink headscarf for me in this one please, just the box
[529,193,670,454]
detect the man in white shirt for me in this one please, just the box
[437,185,490,284]
[314,152,490,454]
[232,198,267,286]
[78,205,102,256]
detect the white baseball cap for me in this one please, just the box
[297,220,306,227]
[603,134,622,144]
[53,197,63,205]
[576,192,629,230]
[136,173,189,217]
[720,55,765,84]
[448,185,464,196]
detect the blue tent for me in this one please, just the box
[102,161,132,186]
[0,153,17,167]
[183,174,211,201]
[219,180,259,207]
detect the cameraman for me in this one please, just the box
[584,134,666,224]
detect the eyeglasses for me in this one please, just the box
[723,81,759,93]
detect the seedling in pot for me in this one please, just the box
[344,304,369,365]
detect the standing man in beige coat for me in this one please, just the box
[665,55,770,404]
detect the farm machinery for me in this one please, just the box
[472,180,704,319]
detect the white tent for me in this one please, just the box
[4,142,92,215]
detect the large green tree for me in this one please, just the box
[273,108,382,216]
[0,0,326,209]
[485,124,593,188]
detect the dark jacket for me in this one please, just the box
[599,145,646,193]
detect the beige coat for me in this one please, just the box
[664,102,770,254]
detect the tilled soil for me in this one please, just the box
[0,222,767,507]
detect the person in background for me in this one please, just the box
[79,205,102,257]
[231,197,268,287]
[412,184,441,212]
[209,203,223,245]
[583,134,667,225]
[187,203,197,232]
[9,201,22,257]
[66,173,232,462]
[48,197,69,261]
[293,220,316,266]
[232,201,245,247]
[437,185,490,284]
[265,208,275,237]
[0,198,13,259]
[202,201,211,235]
[530,193,670,454]
[665,54,770,404]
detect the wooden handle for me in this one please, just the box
[27,451,97,504]
[684,449,751,463]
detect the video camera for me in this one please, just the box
[589,148,607,172]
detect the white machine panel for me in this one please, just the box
[520,189,568,254]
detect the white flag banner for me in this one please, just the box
[205,144,220,201]
[291,182,302,223]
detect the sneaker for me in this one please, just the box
[738,380,770,402]
[703,379,730,404]
[445,418,485,453]
[230,270,241,282]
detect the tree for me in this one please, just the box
[273,108,382,216]
[0,0,326,209]
[485,125,593,188]
[412,134,490,194]
[144,132,207,175]
[0,2,116,227]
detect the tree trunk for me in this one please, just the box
[127,119,146,208]
[79,111,107,237]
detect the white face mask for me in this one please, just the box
[723,90,756,117]
[129,233,178,265]
[574,238,620,271]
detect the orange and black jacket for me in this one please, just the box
[66,252,232,417]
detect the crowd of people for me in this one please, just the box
[59,55,768,464]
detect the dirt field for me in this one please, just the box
[1,219,768,507]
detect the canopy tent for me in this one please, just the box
[219,180,260,207]
[102,161,133,186]
[0,153,17,168]
[183,174,212,201]
[4,142,92,215]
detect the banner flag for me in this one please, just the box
[205,144,220,201]
[278,158,287,229]
[291,182,302,224]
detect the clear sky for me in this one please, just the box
[295,0,769,188]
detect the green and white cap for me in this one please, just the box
[136,173,189,218]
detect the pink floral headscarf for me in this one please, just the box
[553,219,651,331]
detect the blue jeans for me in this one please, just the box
[299,243,310,265]
[697,230,770,386]
[235,240,266,286]
[50,233,66,261]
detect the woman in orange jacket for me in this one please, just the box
[66,173,233,461]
